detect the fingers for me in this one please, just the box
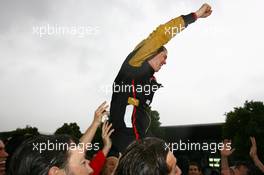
[224,139,232,150]
[105,123,112,133]
[102,122,114,138]
[199,3,212,18]
[202,3,211,10]
[201,10,212,18]
[107,129,115,138]
[102,122,109,134]
[102,111,109,117]
[222,139,233,153]
[223,139,231,145]
[94,101,109,123]
[230,148,236,154]
[250,136,256,145]
[102,121,106,135]
[97,101,107,110]
[97,104,109,114]
[96,101,109,113]
[250,137,257,155]
[205,10,212,15]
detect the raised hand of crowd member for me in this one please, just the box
[80,101,109,145]
[221,140,235,157]
[221,139,251,175]
[101,122,114,156]
[249,137,264,173]
[90,121,114,175]
[220,139,235,175]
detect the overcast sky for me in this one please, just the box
[0,0,263,133]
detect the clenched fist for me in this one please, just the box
[195,3,212,18]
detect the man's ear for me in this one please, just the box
[48,166,63,175]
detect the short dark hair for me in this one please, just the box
[235,161,249,168]
[189,161,201,171]
[115,137,169,175]
[156,46,167,54]
[235,161,250,174]
[7,134,77,175]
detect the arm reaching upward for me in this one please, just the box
[80,101,109,145]
[129,3,212,67]
[101,121,115,156]
[250,137,264,173]
[221,140,235,175]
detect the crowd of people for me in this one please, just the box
[1,2,263,175]
[0,101,263,175]
[220,138,264,175]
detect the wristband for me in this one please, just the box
[192,12,198,20]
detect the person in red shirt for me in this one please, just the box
[89,121,114,175]
[8,101,112,175]
[79,101,116,175]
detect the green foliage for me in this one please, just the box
[146,107,164,138]
[222,101,264,161]
[0,125,39,140]
[54,122,82,139]
[2,125,40,159]
[14,125,39,135]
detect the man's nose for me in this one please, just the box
[1,151,9,157]
[87,160,94,174]
[4,151,9,157]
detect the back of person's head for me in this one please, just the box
[235,161,250,175]
[101,156,119,175]
[202,166,220,175]
[115,137,169,175]
[7,134,75,175]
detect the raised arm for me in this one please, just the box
[250,137,264,173]
[101,121,114,156]
[221,140,235,175]
[80,101,109,144]
[89,122,114,175]
[128,3,212,67]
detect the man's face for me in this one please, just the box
[166,151,181,175]
[188,165,201,175]
[0,140,8,175]
[65,149,94,175]
[149,50,167,72]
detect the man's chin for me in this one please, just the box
[156,67,162,72]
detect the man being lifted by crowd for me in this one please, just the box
[109,3,212,157]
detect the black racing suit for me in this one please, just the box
[109,13,197,156]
